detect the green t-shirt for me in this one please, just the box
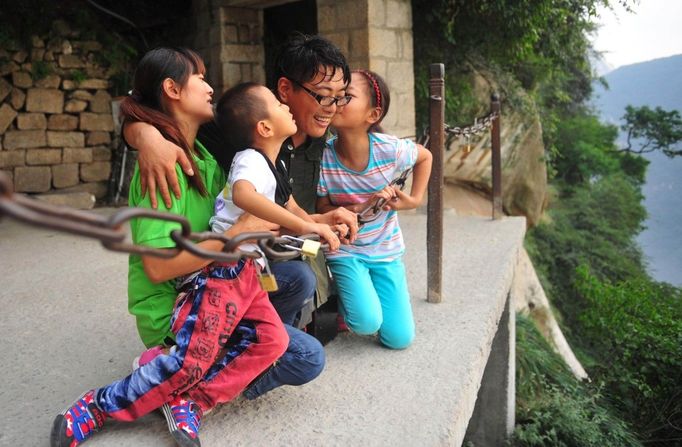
[127,140,226,348]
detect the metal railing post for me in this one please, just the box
[491,94,502,219]
[427,63,444,303]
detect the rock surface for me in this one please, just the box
[443,68,548,226]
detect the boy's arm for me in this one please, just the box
[389,144,433,211]
[123,122,194,209]
[233,182,341,250]
[285,195,316,223]
[233,180,313,234]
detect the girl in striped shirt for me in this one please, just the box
[317,70,432,349]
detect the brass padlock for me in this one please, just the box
[256,250,278,292]
[258,273,278,292]
[300,239,321,258]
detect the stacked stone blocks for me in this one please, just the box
[193,1,265,96]
[318,0,415,138]
[0,21,114,201]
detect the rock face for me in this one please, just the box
[443,68,547,227]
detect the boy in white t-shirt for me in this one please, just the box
[210,82,341,268]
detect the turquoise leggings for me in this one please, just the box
[327,256,415,349]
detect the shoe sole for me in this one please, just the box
[49,415,66,447]
[171,429,202,447]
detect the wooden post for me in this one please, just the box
[427,64,444,303]
[491,94,502,219]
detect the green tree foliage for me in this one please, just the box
[575,268,682,444]
[513,315,640,447]
[528,111,648,307]
[620,105,682,157]
[524,86,682,446]
[527,173,646,320]
[551,112,648,187]
[410,0,630,144]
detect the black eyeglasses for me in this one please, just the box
[290,79,352,107]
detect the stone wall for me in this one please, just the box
[192,1,265,97]
[0,21,115,207]
[318,0,415,138]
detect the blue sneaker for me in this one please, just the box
[51,390,107,447]
[162,395,203,447]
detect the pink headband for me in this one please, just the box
[355,70,381,109]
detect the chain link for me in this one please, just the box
[418,110,500,148]
[444,110,499,139]
[0,172,312,263]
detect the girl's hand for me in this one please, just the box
[383,188,420,211]
[372,185,397,204]
[324,207,358,243]
[332,223,351,244]
[305,223,341,252]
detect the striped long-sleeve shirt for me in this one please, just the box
[317,132,418,262]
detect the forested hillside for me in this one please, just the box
[412,1,682,445]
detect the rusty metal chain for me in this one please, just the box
[419,110,500,149]
[445,110,499,139]
[0,172,314,263]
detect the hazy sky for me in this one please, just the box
[592,0,682,69]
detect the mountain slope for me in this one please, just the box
[591,54,682,286]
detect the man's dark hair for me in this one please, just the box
[215,82,268,161]
[272,33,350,88]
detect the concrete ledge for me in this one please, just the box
[0,211,525,446]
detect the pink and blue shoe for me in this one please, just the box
[51,389,107,447]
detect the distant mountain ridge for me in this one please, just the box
[591,54,682,286]
[592,54,682,122]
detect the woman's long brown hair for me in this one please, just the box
[120,47,208,196]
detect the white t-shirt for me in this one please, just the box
[210,149,276,261]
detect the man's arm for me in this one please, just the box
[123,122,194,209]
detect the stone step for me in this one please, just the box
[34,191,96,209]
[0,210,525,447]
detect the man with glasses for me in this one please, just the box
[268,34,356,334]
